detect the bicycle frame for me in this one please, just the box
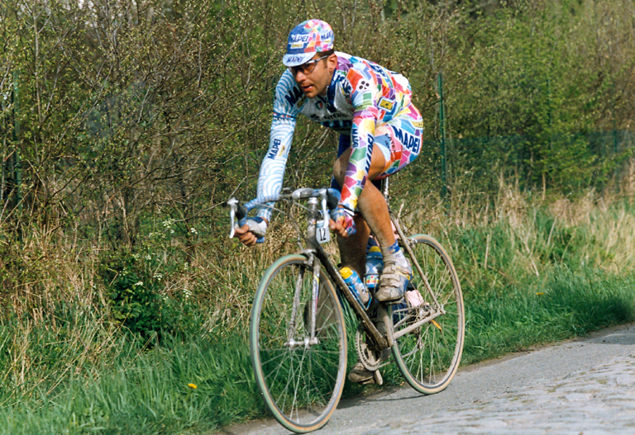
[305,204,446,349]
[382,178,447,339]
[239,185,465,431]
[302,196,392,350]
[390,214,446,339]
[229,185,445,351]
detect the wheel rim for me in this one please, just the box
[251,257,346,432]
[392,235,465,394]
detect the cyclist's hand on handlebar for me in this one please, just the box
[234,217,268,246]
[329,206,356,238]
[234,224,259,246]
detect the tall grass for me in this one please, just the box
[413,175,635,364]
[0,332,262,434]
[1,169,635,433]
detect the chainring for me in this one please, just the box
[355,325,385,371]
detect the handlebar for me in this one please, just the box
[227,187,341,239]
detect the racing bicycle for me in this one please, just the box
[227,182,464,433]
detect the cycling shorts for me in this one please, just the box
[337,103,423,179]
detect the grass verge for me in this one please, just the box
[1,191,634,434]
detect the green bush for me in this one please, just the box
[98,249,199,339]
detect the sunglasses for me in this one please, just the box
[290,55,329,76]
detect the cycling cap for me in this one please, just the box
[282,19,334,67]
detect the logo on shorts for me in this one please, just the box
[394,129,421,155]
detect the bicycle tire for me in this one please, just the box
[392,234,465,394]
[250,254,347,433]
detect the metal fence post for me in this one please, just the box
[438,73,447,200]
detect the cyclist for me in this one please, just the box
[235,19,423,383]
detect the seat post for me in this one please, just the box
[382,178,390,206]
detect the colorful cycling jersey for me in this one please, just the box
[257,52,414,220]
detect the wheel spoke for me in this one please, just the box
[250,256,347,432]
[392,235,465,395]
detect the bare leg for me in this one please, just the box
[333,147,395,277]
[335,147,404,383]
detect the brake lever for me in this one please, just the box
[320,190,330,228]
[227,198,238,238]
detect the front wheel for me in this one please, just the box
[249,254,347,433]
[392,234,465,394]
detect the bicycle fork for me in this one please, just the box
[284,255,321,350]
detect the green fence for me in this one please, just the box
[417,130,635,198]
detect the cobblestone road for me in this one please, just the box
[363,353,635,435]
[218,324,635,435]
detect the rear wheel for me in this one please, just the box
[250,254,347,433]
[392,234,465,394]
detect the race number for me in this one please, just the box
[316,219,331,244]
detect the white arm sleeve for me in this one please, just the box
[256,71,302,220]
